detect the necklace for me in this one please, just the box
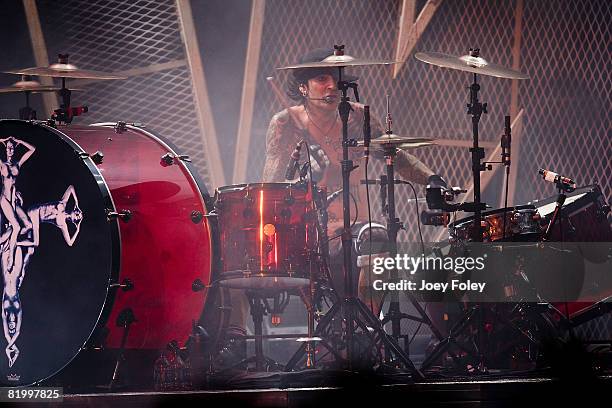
[305,107,339,147]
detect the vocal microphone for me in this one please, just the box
[307,95,336,104]
[363,105,371,157]
[285,140,303,180]
[501,115,511,166]
[538,168,576,192]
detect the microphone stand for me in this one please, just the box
[19,90,37,120]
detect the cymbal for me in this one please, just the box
[0,78,80,94]
[357,134,435,149]
[278,53,397,70]
[415,51,529,80]
[5,63,127,80]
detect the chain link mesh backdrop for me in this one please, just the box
[31,0,610,346]
[36,0,215,190]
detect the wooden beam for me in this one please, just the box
[175,0,225,186]
[510,0,524,121]
[433,110,524,242]
[393,0,416,78]
[22,0,58,114]
[508,0,525,205]
[71,60,187,87]
[233,0,266,184]
[393,0,443,79]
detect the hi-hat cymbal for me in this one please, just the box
[357,134,435,149]
[278,53,397,70]
[415,51,529,80]
[5,54,126,80]
[0,77,80,94]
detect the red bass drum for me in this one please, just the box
[0,120,218,386]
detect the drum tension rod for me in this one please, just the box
[192,278,206,292]
[110,278,134,292]
[79,151,104,164]
[107,209,132,222]
[161,152,191,166]
[113,121,144,133]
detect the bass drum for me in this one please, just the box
[0,120,220,386]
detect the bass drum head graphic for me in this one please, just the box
[0,120,118,386]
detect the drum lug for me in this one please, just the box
[113,121,144,133]
[79,150,104,164]
[161,152,192,166]
[191,210,203,224]
[107,209,132,222]
[192,278,207,292]
[91,151,104,164]
[110,278,134,292]
[114,121,127,133]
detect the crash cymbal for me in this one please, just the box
[5,54,127,80]
[415,51,529,80]
[357,134,435,149]
[278,53,397,70]
[5,65,126,80]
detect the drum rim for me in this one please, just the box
[448,204,537,229]
[215,181,309,194]
[0,119,122,386]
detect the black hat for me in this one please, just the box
[292,48,359,83]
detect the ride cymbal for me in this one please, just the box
[415,51,528,80]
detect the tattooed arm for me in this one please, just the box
[262,110,302,182]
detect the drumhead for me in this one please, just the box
[0,120,120,386]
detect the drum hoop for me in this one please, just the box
[448,204,537,229]
[216,182,308,195]
[0,119,122,385]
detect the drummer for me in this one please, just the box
[219,49,448,366]
[263,48,446,296]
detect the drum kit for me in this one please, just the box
[0,44,609,389]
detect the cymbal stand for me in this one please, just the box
[50,55,88,124]
[373,99,445,358]
[19,91,37,120]
[422,49,491,372]
[286,45,423,378]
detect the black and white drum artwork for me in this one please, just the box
[0,120,115,386]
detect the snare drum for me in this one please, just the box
[0,120,218,386]
[214,182,317,290]
[449,206,542,243]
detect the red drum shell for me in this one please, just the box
[449,206,542,242]
[214,182,316,290]
[63,124,214,349]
